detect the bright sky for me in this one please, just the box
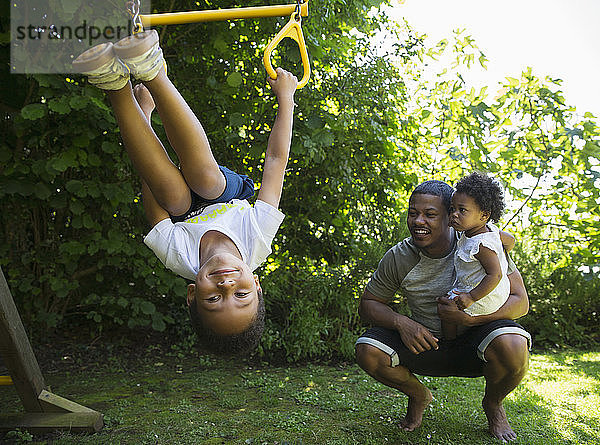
[386,0,600,120]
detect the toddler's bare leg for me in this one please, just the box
[143,69,226,200]
[441,320,457,340]
[107,82,191,216]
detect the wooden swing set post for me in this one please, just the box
[0,267,103,434]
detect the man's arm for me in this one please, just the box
[438,268,529,327]
[256,68,297,209]
[499,230,516,252]
[359,290,439,354]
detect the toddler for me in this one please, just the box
[443,172,515,340]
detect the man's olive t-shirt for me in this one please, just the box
[365,229,515,337]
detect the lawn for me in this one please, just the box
[1,347,598,444]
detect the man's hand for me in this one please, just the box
[451,291,475,310]
[395,316,439,354]
[359,290,438,355]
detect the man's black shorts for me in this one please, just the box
[356,319,531,378]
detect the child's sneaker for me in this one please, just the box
[72,42,130,90]
[113,30,166,82]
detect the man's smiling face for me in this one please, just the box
[407,193,452,258]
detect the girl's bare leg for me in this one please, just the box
[143,68,226,200]
[132,85,176,226]
[106,82,192,216]
[141,179,170,227]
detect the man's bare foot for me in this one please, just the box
[133,83,155,119]
[483,398,517,442]
[399,386,433,431]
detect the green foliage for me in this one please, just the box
[393,30,600,271]
[0,71,185,335]
[512,245,600,348]
[1,1,599,358]
[260,261,362,362]
[3,429,34,443]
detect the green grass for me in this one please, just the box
[1,349,598,444]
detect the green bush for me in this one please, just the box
[3,0,598,361]
[259,262,362,362]
[0,0,411,355]
[0,72,182,337]
[513,245,600,348]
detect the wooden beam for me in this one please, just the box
[38,390,97,413]
[0,267,45,412]
[0,267,104,434]
[0,412,103,434]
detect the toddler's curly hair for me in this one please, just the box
[455,172,505,223]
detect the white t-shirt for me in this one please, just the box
[143,199,285,281]
[451,222,510,316]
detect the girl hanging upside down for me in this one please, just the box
[73,30,298,355]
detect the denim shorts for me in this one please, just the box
[356,319,531,378]
[170,165,255,223]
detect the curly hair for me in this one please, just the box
[188,289,265,356]
[454,172,505,223]
[411,180,454,214]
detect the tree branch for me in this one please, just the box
[71,265,99,281]
[503,151,543,229]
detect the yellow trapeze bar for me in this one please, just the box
[264,12,310,89]
[140,2,308,26]
[0,376,13,385]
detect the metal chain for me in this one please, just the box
[127,0,144,33]
[294,0,302,21]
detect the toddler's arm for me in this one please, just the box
[500,230,516,252]
[453,246,503,310]
[439,268,529,326]
[256,68,298,209]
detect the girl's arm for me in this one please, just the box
[256,68,297,209]
[470,246,503,300]
[453,246,502,309]
[438,268,529,326]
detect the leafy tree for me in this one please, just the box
[1,1,598,358]
[1,0,412,356]
[388,29,600,347]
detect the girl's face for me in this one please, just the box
[449,192,490,236]
[187,253,260,335]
